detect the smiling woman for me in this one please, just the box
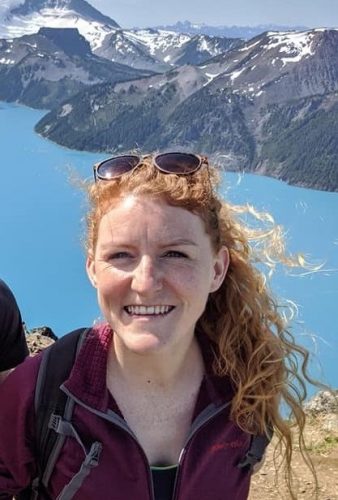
[0,152,323,499]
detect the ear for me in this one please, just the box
[210,246,229,293]
[86,255,97,288]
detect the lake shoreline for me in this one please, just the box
[2,100,338,194]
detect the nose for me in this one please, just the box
[131,256,163,294]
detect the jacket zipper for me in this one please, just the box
[172,401,231,500]
[62,387,230,500]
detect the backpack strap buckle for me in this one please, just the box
[238,430,272,471]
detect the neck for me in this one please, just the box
[107,333,203,389]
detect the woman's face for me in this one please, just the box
[87,195,229,355]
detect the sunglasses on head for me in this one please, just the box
[93,152,208,181]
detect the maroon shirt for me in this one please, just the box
[0,324,253,499]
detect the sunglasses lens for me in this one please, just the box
[155,152,201,174]
[96,155,140,179]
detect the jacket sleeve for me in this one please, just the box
[0,354,41,496]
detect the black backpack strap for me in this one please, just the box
[237,427,273,471]
[31,327,90,498]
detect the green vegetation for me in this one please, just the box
[148,87,255,164]
[259,97,338,191]
[307,435,338,454]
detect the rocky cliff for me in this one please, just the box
[34,29,338,192]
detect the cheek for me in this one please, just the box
[95,273,127,321]
[169,267,211,300]
[95,266,128,298]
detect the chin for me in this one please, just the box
[118,331,169,354]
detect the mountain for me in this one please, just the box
[35,64,211,151]
[0,0,119,50]
[0,27,154,108]
[163,33,242,66]
[0,2,243,72]
[195,29,338,105]
[8,0,117,26]
[94,29,242,71]
[0,24,242,106]
[0,0,243,108]
[151,21,309,40]
[35,29,338,191]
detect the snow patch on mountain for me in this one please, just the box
[0,0,23,18]
[0,7,115,50]
[264,31,315,64]
[230,67,245,81]
[238,40,260,52]
[234,30,322,70]
[0,56,15,64]
[204,71,221,85]
[197,37,213,52]
[124,29,190,57]
[59,103,73,117]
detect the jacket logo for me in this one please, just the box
[210,440,246,452]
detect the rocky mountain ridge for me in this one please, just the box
[94,29,242,71]
[0,27,154,108]
[0,0,243,69]
[35,28,338,191]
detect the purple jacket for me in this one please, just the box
[0,325,252,499]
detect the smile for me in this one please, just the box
[124,305,175,316]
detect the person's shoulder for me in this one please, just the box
[0,354,44,446]
[0,278,16,302]
[0,278,9,292]
[0,352,43,397]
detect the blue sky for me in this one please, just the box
[90,0,338,29]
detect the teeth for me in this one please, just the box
[126,305,173,315]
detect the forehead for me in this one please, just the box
[98,195,208,242]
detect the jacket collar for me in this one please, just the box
[63,324,112,412]
[63,324,234,415]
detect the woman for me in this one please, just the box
[0,152,317,499]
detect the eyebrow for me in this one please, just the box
[160,239,198,247]
[99,239,198,250]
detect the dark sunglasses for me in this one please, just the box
[93,152,208,181]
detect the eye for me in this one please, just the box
[108,251,132,260]
[162,250,188,258]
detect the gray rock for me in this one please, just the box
[28,326,58,341]
[304,390,338,415]
[322,414,338,434]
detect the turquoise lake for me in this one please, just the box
[1,102,337,390]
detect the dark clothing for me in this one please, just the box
[151,466,178,500]
[0,324,253,499]
[0,279,28,371]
